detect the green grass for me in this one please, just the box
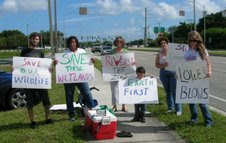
[148,88,226,143]
[0,50,51,59]
[208,50,226,57]
[0,66,86,143]
[0,51,20,59]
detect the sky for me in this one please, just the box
[0,0,225,42]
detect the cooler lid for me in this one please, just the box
[87,109,117,123]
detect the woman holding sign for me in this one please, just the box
[184,31,213,127]
[155,36,182,116]
[60,36,96,121]
[111,36,129,112]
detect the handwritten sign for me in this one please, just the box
[55,53,94,83]
[101,53,136,81]
[118,77,158,104]
[12,57,52,89]
[176,61,209,103]
[165,43,189,71]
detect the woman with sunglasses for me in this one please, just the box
[155,36,182,116]
[184,31,213,127]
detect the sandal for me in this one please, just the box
[116,130,133,137]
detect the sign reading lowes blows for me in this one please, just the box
[176,61,209,103]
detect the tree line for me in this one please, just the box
[0,11,225,50]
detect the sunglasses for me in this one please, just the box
[189,39,198,43]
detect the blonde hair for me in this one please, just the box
[188,31,206,60]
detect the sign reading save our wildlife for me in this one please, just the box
[176,61,209,103]
[12,57,52,89]
[101,53,136,81]
[55,53,94,83]
[165,43,189,71]
[118,76,158,104]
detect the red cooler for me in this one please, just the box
[85,109,117,140]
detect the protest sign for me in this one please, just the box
[101,53,136,81]
[12,56,52,89]
[55,52,94,83]
[118,76,158,104]
[176,61,209,103]
[165,43,189,71]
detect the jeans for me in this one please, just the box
[134,104,146,119]
[64,82,95,117]
[189,103,212,125]
[160,69,181,112]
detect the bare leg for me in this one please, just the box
[44,105,50,120]
[122,104,128,112]
[112,105,117,111]
[28,108,34,122]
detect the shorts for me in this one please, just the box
[25,89,51,109]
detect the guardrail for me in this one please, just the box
[0,58,12,65]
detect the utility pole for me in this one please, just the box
[193,0,196,31]
[48,0,54,55]
[203,6,206,45]
[144,7,147,47]
[27,24,29,47]
[54,0,58,53]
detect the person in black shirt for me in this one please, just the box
[20,32,52,129]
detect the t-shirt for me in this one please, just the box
[20,48,44,58]
[64,48,86,53]
[184,48,209,61]
[110,48,128,54]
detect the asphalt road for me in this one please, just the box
[133,50,226,115]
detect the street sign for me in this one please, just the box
[154,27,165,33]
[79,7,87,15]
[179,10,185,16]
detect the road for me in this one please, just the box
[132,51,226,115]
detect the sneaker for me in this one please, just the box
[176,111,182,116]
[69,116,75,121]
[131,117,140,122]
[165,110,173,113]
[140,118,146,123]
[187,120,197,125]
[30,122,37,129]
[45,119,53,124]
[205,123,213,127]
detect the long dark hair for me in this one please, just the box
[67,36,80,48]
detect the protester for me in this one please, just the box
[20,32,52,129]
[184,31,213,127]
[60,36,95,121]
[131,66,147,123]
[110,36,129,112]
[155,36,182,116]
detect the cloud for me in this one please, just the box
[0,0,47,13]
[187,0,223,14]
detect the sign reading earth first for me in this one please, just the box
[165,43,189,71]
[55,53,94,83]
[101,53,136,81]
[12,57,52,89]
[118,77,158,104]
[176,61,209,103]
